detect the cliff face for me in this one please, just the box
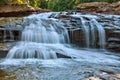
[77,2,120,15]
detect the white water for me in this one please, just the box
[6,42,76,59]
[91,19,106,48]
[80,17,90,48]
[7,13,71,59]
[71,14,106,48]
[6,12,107,59]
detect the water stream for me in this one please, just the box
[0,12,120,80]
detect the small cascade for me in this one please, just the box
[71,14,106,48]
[3,30,14,42]
[21,19,69,43]
[90,19,106,49]
[80,17,90,48]
[9,30,14,41]
[3,30,7,41]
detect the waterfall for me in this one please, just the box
[90,19,106,49]
[71,14,106,49]
[80,17,90,48]
[6,13,71,59]
[21,19,69,43]
[6,12,107,59]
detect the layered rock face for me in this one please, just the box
[57,12,120,52]
[77,1,120,15]
[0,4,49,17]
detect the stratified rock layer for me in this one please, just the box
[77,2,120,15]
[0,4,49,17]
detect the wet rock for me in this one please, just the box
[0,50,8,58]
[0,70,16,80]
[56,53,71,58]
[113,74,120,79]
[106,29,120,52]
[95,70,120,80]
[68,29,86,47]
[83,77,102,80]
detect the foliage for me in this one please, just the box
[38,0,47,9]
[47,0,74,11]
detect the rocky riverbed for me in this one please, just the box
[0,49,120,80]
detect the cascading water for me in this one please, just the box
[6,12,107,59]
[71,14,106,48]
[80,17,90,48]
[90,19,106,49]
[6,13,72,59]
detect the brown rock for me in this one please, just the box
[83,77,102,80]
[0,4,49,17]
[77,2,109,9]
[0,70,16,80]
[115,6,120,15]
[0,4,35,13]
[77,1,120,15]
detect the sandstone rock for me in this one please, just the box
[0,4,34,13]
[77,2,109,9]
[77,1,120,15]
[83,77,102,80]
[114,74,120,79]
[0,4,49,17]
[115,6,120,15]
